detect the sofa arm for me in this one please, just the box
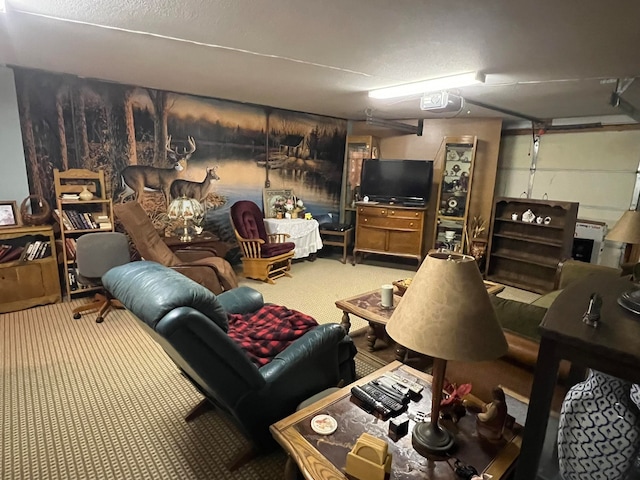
[503,331,539,367]
[217,286,264,314]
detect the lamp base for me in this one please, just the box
[179,226,192,243]
[412,420,455,456]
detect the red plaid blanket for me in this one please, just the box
[227,305,318,367]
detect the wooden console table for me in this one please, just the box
[515,273,640,480]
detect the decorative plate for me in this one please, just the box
[311,414,338,435]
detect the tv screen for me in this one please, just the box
[360,159,434,206]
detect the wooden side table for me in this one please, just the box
[515,273,640,480]
[319,226,353,264]
[271,361,522,480]
[161,231,230,257]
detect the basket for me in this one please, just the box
[392,278,412,296]
[20,195,51,225]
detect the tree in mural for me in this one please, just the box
[147,89,172,166]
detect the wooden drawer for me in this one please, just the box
[357,205,388,217]
[0,263,45,303]
[360,216,422,230]
[387,209,424,220]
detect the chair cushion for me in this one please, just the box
[114,202,181,267]
[261,242,296,257]
[227,304,318,367]
[231,200,268,241]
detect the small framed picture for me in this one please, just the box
[0,201,20,228]
[263,188,294,218]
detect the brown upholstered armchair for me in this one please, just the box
[114,201,238,295]
[230,200,295,284]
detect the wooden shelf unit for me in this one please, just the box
[53,169,115,300]
[352,203,426,265]
[0,225,61,313]
[485,197,579,293]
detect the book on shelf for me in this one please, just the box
[0,246,24,263]
[64,238,77,259]
[0,244,12,261]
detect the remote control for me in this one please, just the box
[351,386,391,416]
[374,376,410,400]
[370,379,408,404]
[383,372,423,395]
[361,383,404,413]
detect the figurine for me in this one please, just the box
[476,387,508,441]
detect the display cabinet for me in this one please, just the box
[53,168,115,300]
[342,135,379,222]
[432,136,478,252]
[0,225,61,313]
[485,197,579,293]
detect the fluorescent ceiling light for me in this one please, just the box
[0,0,5,14]
[368,72,485,99]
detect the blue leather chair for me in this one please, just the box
[102,261,356,464]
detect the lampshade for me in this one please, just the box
[386,252,507,456]
[386,252,507,362]
[606,210,640,244]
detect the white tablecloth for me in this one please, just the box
[263,218,323,259]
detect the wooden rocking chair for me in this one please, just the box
[230,200,295,284]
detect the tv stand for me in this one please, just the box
[353,203,427,265]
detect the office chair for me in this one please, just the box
[71,232,130,323]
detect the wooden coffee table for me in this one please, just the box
[335,280,505,359]
[270,361,522,480]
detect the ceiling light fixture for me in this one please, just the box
[0,0,6,14]
[368,72,485,99]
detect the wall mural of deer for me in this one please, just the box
[170,166,220,202]
[117,135,196,205]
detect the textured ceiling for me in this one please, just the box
[1,0,640,127]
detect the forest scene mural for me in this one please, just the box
[14,67,347,253]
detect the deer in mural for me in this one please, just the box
[170,166,220,202]
[118,135,196,205]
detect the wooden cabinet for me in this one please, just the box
[485,197,579,293]
[53,169,115,300]
[0,225,61,313]
[342,135,379,222]
[432,136,478,252]
[352,203,426,265]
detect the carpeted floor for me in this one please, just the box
[1,252,540,479]
[0,251,410,480]
[0,294,382,480]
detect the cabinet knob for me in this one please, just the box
[364,218,368,222]
[390,210,395,215]
[415,212,419,217]
[409,222,414,227]
[381,210,386,215]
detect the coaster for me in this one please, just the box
[311,414,338,435]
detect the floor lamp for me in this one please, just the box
[386,252,508,455]
[606,209,640,265]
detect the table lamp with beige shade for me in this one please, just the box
[606,209,640,265]
[386,252,508,455]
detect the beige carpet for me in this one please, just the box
[1,252,534,479]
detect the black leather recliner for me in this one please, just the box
[102,261,356,454]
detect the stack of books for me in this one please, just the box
[0,241,51,263]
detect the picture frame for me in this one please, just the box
[263,188,294,218]
[0,201,21,228]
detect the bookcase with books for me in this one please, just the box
[0,225,61,313]
[53,168,115,300]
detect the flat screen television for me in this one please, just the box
[359,159,434,206]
